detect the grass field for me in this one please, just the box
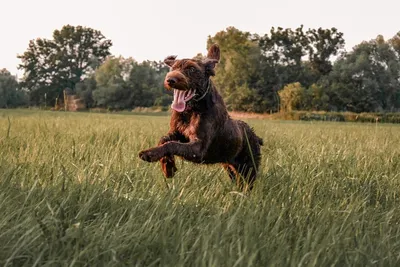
[1,109,400,266]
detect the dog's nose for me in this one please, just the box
[167,78,177,86]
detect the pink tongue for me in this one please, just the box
[171,89,187,112]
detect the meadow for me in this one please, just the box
[1,109,400,266]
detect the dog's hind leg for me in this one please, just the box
[223,162,258,191]
[222,163,251,191]
[237,164,257,191]
[222,163,237,182]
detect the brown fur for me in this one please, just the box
[139,44,263,191]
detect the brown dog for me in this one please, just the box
[139,44,263,190]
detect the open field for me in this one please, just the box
[1,109,400,266]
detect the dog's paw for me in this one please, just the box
[160,157,178,178]
[139,149,161,162]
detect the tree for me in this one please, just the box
[147,61,171,107]
[92,57,131,109]
[279,82,306,112]
[259,26,345,88]
[390,31,400,58]
[306,27,345,75]
[75,76,97,108]
[92,57,169,109]
[128,60,171,107]
[307,83,330,111]
[207,27,270,112]
[0,69,27,108]
[248,26,344,112]
[18,25,112,106]
[322,35,400,112]
[259,26,309,85]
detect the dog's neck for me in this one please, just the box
[179,79,213,114]
[193,79,212,102]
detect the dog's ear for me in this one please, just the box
[203,58,219,76]
[207,44,220,62]
[164,55,177,67]
[205,44,220,76]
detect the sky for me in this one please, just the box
[1,0,399,77]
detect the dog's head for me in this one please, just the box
[163,44,220,112]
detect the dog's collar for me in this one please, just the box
[193,79,211,102]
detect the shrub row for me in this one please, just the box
[272,111,400,124]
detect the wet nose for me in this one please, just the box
[167,77,177,86]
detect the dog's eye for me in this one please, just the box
[188,67,196,73]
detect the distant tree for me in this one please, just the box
[306,27,345,75]
[148,61,172,106]
[92,57,169,109]
[0,69,27,108]
[126,60,168,107]
[18,25,112,106]
[208,27,270,112]
[259,26,309,86]
[389,31,400,57]
[259,26,345,88]
[322,35,400,112]
[92,57,130,109]
[208,26,344,113]
[279,82,306,112]
[307,83,330,111]
[75,76,97,108]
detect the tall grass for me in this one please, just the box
[1,109,400,266]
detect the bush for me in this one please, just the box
[272,111,400,124]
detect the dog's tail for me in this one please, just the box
[238,120,264,146]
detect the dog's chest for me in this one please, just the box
[176,121,196,138]
[174,113,199,138]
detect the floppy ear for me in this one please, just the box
[207,44,220,62]
[164,55,177,67]
[203,58,219,76]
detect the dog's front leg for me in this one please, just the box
[158,133,181,178]
[139,139,207,163]
[159,156,177,178]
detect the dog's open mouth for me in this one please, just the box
[171,89,195,112]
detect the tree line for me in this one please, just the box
[1,24,400,113]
